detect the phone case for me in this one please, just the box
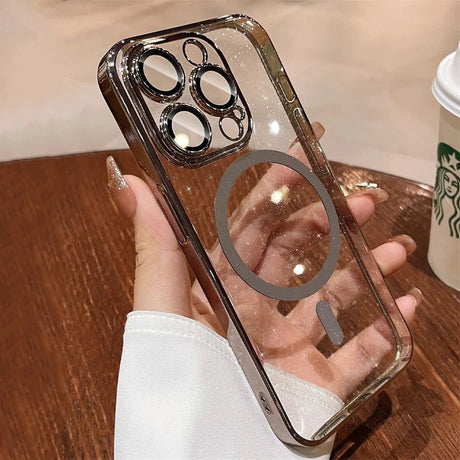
[98,14,412,446]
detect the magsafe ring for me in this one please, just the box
[214,150,341,301]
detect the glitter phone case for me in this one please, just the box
[98,15,412,446]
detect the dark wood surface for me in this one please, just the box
[0,150,458,459]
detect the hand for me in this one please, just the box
[106,122,421,400]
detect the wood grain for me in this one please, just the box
[0,151,458,459]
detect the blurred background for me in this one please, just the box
[1,0,459,184]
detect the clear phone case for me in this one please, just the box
[98,15,412,446]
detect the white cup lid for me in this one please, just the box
[432,41,460,118]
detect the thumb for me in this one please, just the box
[106,156,192,317]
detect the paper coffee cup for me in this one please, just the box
[428,41,460,290]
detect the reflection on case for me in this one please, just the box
[98,15,412,446]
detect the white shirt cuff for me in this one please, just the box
[115,311,342,459]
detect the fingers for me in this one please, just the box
[106,156,193,317]
[288,235,416,341]
[328,288,421,399]
[376,235,417,275]
[311,121,325,139]
[325,235,417,310]
[222,121,327,271]
[255,190,388,287]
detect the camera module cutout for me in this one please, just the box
[128,36,252,167]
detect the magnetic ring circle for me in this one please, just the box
[214,150,341,301]
[182,39,208,66]
[190,64,237,114]
[138,48,185,102]
[160,104,211,154]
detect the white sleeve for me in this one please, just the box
[114,311,342,460]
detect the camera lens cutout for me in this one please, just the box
[160,104,211,153]
[190,64,237,115]
[182,39,208,66]
[138,48,185,102]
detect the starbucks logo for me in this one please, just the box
[434,143,460,238]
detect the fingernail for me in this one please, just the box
[354,188,389,205]
[407,287,422,306]
[311,121,325,139]
[388,234,417,256]
[106,156,136,218]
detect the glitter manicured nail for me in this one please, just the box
[106,156,136,218]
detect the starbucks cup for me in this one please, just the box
[428,41,460,290]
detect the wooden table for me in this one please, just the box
[1,151,458,459]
